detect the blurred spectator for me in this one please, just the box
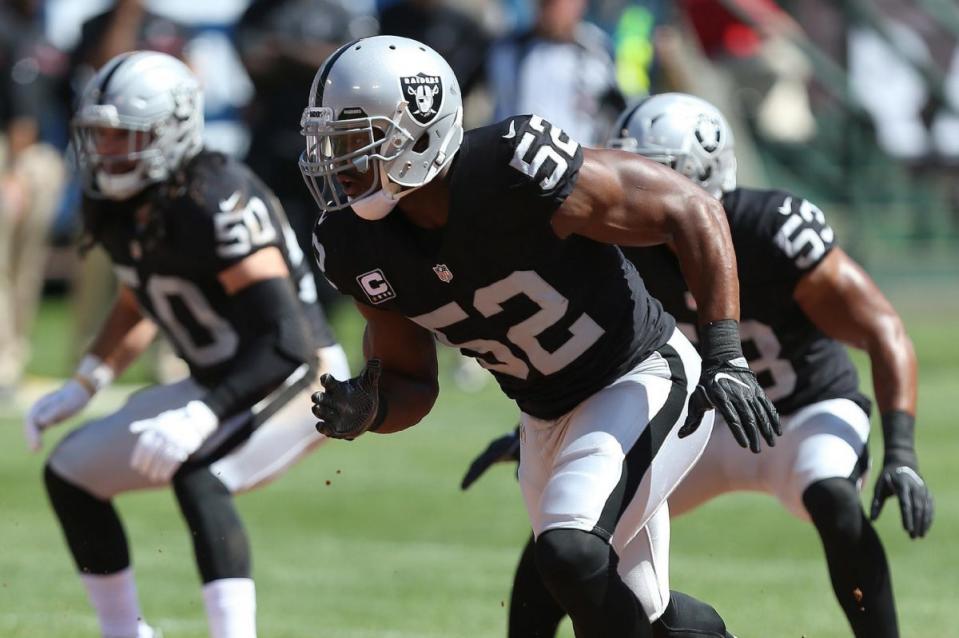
[675,0,814,145]
[487,0,625,145]
[379,0,490,97]
[843,0,959,235]
[845,0,959,162]
[66,0,193,107]
[0,0,67,394]
[236,0,376,314]
[641,0,803,190]
[605,0,667,99]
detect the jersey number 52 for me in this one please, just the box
[509,116,579,191]
[412,270,604,380]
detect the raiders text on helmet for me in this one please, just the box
[608,93,736,199]
[72,51,204,200]
[299,36,464,220]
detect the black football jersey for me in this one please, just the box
[314,115,674,419]
[623,187,871,417]
[86,151,334,387]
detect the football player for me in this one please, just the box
[23,52,349,638]
[303,37,780,638]
[465,93,934,638]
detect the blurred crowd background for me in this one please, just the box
[1,0,958,396]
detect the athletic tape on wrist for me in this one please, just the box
[881,410,917,461]
[74,355,115,395]
[699,319,744,363]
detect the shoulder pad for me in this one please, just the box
[500,114,583,193]
[727,188,836,274]
[173,154,282,262]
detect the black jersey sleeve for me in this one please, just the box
[499,114,584,220]
[310,210,369,303]
[729,189,837,288]
[177,154,284,271]
[311,213,341,292]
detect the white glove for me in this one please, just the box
[24,380,94,452]
[23,355,114,453]
[129,401,219,482]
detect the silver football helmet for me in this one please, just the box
[72,51,204,200]
[608,93,736,199]
[299,36,464,220]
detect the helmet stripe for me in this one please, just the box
[314,39,361,106]
[97,54,131,105]
[617,95,651,131]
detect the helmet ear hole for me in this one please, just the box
[412,133,429,153]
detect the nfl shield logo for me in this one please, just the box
[433,264,453,283]
[400,73,443,125]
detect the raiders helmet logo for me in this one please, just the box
[400,73,443,125]
[694,114,723,153]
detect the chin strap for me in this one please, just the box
[96,168,148,199]
[351,159,421,221]
[431,107,463,170]
[351,188,403,220]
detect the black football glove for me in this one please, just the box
[312,359,387,440]
[460,426,521,490]
[678,320,781,453]
[870,411,933,539]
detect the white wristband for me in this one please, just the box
[75,355,115,395]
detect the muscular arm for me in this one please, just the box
[355,302,439,434]
[552,147,781,450]
[86,284,157,376]
[552,148,739,324]
[205,246,315,419]
[218,245,290,294]
[794,248,917,415]
[799,248,932,538]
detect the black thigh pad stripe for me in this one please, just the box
[249,362,313,427]
[591,344,688,539]
[184,363,313,470]
[848,435,870,483]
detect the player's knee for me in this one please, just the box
[652,591,729,638]
[44,462,91,511]
[173,466,229,507]
[46,430,92,492]
[173,468,250,582]
[44,463,129,574]
[534,528,610,592]
[803,477,863,542]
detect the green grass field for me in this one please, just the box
[1,291,957,637]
